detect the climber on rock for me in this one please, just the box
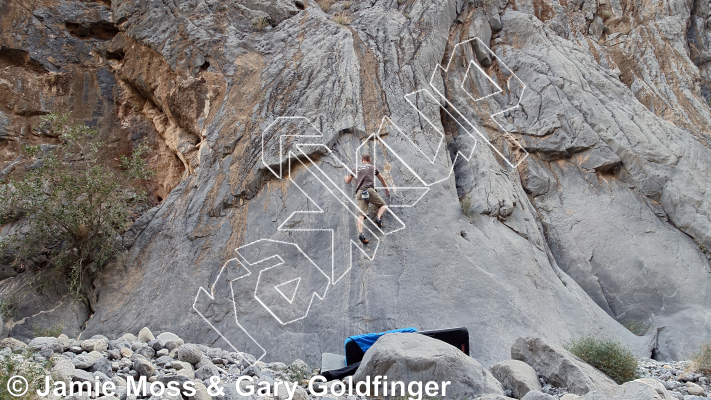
[345,153,390,245]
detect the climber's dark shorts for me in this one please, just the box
[355,188,386,215]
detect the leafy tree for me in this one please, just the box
[0,113,153,297]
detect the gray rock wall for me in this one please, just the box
[1,0,710,367]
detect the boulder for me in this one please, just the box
[137,327,155,343]
[490,360,542,399]
[120,347,133,358]
[192,381,213,400]
[133,358,156,377]
[195,355,214,370]
[195,363,221,380]
[0,337,26,350]
[560,395,581,400]
[582,379,672,399]
[81,338,108,352]
[51,358,76,384]
[353,333,504,398]
[475,396,517,400]
[135,345,155,359]
[164,340,180,352]
[636,379,673,399]
[148,339,163,351]
[157,332,182,346]
[72,354,97,369]
[292,385,308,400]
[156,355,174,366]
[511,337,617,395]
[89,357,112,376]
[73,369,95,383]
[177,367,195,380]
[269,362,288,371]
[119,333,137,343]
[172,360,192,371]
[178,344,204,365]
[57,334,73,348]
[686,382,705,396]
[28,337,62,353]
[112,376,127,387]
[521,392,557,400]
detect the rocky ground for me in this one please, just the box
[516,359,711,399]
[0,327,317,400]
[0,329,708,400]
[637,359,709,399]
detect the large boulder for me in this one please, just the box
[511,337,617,395]
[582,379,672,399]
[28,337,62,353]
[489,360,542,399]
[353,333,504,398]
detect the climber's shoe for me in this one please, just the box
[359,233,369,245]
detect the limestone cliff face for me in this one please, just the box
[1,0,710,366]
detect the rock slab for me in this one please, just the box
[353,333,504,398]
[511,337,617,395]
[582,379,672,399]
[490,359,542,399]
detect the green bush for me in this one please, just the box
[0,350,52,400]
[252,17,269,30]
[0,295,19,320]
[564,336,639,384]
[0,113,153,297]
[622,320,650,336]
[693,341,711,376]
[32,323,64,338]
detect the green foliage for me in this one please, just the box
[332,14,350,25]
[252,17,269,30]
[556,273,568,286]
[461,194,473,218]
[120,142,154,180]
[565,336,639,384]
[598,9,613,20]
[0,113,153,298]
[281,361,313,383]
[0,295,19,320]
[316,0,333,12]
[32,323,64,338]
[622,320,650,336]
[693,341,711,376]
[0,350,52,400]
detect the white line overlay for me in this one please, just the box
[194,37,527,364]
